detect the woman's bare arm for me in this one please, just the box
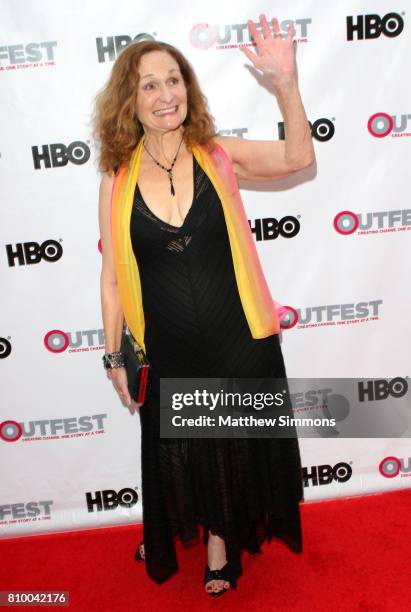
[214,15,315,181]
[98,172,124,353]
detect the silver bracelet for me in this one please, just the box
[102,351,125,370]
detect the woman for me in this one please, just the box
[94,14,314,597]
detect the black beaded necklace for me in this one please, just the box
[143,135,184,197]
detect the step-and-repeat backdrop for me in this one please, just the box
[1,0,410,537]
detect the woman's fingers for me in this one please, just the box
[110,369,132,407]
[260,14,271,38]
[247,19,263,46]
[127,399,144,415]
[105,368,137,412]
[127,402,136,415]
[107,368,142,414]
[271,17,280,35]
[245,15,287,60]
[286,22,295,41]
[118,386,131,406]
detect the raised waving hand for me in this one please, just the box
[240,14,297,85]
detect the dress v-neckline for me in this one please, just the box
[136,156,196,231]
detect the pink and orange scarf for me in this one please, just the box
[111,137,282,352]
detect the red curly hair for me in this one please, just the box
[92,40,217,174]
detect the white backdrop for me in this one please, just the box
[1,0,410,538]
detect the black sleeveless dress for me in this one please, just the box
[129,155,304,589]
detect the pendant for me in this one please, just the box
[168,171,175,197]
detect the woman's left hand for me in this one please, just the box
[240,14,297,86]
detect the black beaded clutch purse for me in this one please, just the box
[120,328,151,405]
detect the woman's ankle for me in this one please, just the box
[207,534,227,564]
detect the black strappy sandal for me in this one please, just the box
[135,539,145,562]
[204,563,231,597]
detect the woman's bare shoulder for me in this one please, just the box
[212,135,235,162]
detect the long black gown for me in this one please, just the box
[129,155,304,589]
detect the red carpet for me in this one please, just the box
[1,488,410,611]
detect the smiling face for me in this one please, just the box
[135,50,188,135]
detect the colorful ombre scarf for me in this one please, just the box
[111,137,282,352]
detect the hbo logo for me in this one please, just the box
[358,377,408,402]
[279,118,334,142]
[6,240,63,266]
[86,488,138,512]
[249,216,300,241]
[347,13,404,40]
[32,141,90,169]
[302,462,352,487]
[0,338,12,359]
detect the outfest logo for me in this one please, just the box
[0,41,57,71]
[0,415,107,444]
[189,18,311,50]
[0,500,53,524]
[334,209,411,236]
[44,329,105,354]
[379,456,411,479]
[280,299,383,330]
[368,112,411,138]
